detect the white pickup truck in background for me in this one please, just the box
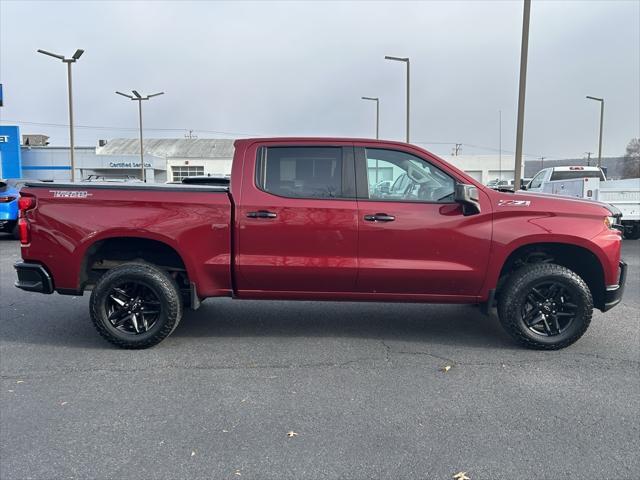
[526,166,640,239]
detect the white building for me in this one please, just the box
[96,138,235,182]
[21,138,236,183]
[445,154,519,185]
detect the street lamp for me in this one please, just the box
[384,55,410,143]
[361,96,379,139]
[586,95,604,168]
[115,90,164,182]
[37,48,84,181]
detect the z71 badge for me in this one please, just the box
[498,199,531,207]
[49,190,93,198]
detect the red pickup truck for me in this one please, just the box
[14,138,626,350]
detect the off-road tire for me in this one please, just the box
[11,222,19,240]
[498,263,593,350]
[624,224,640,240]
[90,262,183,349]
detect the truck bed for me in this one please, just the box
[19,181,233,297]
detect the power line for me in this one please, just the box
[0,119,261,137]
[2,118,565,159]
[413,140,556,160]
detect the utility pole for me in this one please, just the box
[540,156,545,170]
[452,143,462,156]
[384,55,410,143]
[585,151,592,166]
[586,96,604,168]
[184,130,198,140]
[115,90,165,182]
[513,0,531,191]
[37,48,84,181]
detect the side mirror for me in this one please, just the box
[454,183,481,216]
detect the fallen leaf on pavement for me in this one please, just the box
[442,365,452,372]
[60,402,67,406]
[16,380,24,384]
[286,431,298,438]
[453,472,470,480]
[234,470,242,476]
[191,451,196,457]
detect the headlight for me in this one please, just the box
[605,216,621,231]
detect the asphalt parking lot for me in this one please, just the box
[1,237,638,480]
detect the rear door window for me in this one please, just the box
[256,146,349,199]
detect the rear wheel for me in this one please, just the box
[90,263,183,349]
[11,222,19,240]
[498,263,593,350]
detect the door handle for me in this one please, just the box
[246,210,277,219]
[363,213,395,222]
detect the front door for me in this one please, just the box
[236,143,359,294]
[355,146,492,298]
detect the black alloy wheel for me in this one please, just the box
[106,282,162,334]
[520,281,578,337]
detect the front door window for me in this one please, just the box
[365,148,455,203]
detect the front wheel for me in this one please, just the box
[90,262,183,349]
[498,263,593,350]
[624,223,640,240]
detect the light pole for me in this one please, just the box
[586,96,604,168]
[513,0,531,191]
[384,55,410,143]
[499,109,502,181]
[361,96,379,139]
[115,90,164,182]
[37,48,84,182]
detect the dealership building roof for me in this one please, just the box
[95,138,235,159]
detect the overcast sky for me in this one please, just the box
[1,0,638,159]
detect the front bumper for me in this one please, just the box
[602,261,627,312]
[14,262,54,294]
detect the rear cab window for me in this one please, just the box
[550,170,605,181]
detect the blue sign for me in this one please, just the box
[0,125,22,179]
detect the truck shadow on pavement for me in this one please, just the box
[171,298,515,349]
[1,294,515,350]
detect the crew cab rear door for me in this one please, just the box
[235,142,358,295]
[354,145,492,298]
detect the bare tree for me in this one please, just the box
[622,138,640,179]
